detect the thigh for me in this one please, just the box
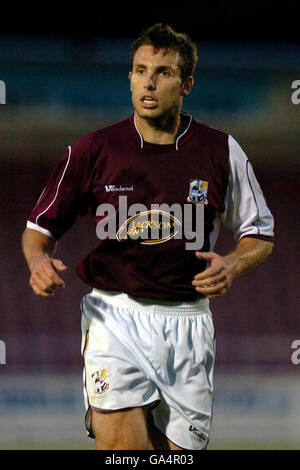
[146,407,185,450]
[81,293,160,412]
[91,404,185,451]
[152,391,212,450]
[150,311,215,450]
[92,405,153,450]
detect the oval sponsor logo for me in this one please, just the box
[116,210,181,245]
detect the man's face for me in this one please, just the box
[129,45,190,121]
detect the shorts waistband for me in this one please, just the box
[90,288,210,316]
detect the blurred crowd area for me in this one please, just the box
[0,35,300,375]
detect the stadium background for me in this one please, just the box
[0,2,300,449]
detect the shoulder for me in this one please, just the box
[189,118,230,179]
[191,121,248,165]
[227,134,249,166]
[91,117,131,147]
[69,117,130,158]
[191,118,229,147]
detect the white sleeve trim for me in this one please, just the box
[26,221,55,239]
[35,145,72,225]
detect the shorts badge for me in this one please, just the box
[92,369,111,395]
[187,179,209,204]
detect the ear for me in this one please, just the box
[128,71,132,91]
[181,76,194,97]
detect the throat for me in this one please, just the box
[135,112,180,145]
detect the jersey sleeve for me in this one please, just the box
[27,143,90,240]
[220,135,274,242]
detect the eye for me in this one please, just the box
[160,69,171,77]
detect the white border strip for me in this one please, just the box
[134,113,192,151]
[133,115,144,149]
[175,114,192,150]
[35,145,72,225]
[26,221,54,239]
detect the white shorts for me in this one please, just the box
[81,289,215,450]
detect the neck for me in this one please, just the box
[134,110,181,145]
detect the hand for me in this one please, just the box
[192,251,233,298]
[29,257,67,297]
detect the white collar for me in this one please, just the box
[134,112,192,151]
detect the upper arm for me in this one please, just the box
[220,135,275,242]
[27,143,90,241]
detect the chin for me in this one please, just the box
[136,107,162,120]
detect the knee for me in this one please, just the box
[91,408,152,450]
[95,431,151,450]
[95,432,152,450]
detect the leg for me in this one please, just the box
[91,406,154,450]
[146,408,185,450]
[91,404,185,450]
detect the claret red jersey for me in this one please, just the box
[27,113,274,301]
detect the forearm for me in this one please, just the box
[22,228,57,271]
[224,236,274,282]
[193,236,274,297]
[22,228,67,297]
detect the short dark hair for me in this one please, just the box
[130,23,198,82]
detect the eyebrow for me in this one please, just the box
[133,63,146,69]
[133,64,175,72]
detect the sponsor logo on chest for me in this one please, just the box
[105,185,134,192]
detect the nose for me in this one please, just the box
[144,72,156,90]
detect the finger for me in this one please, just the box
[32,269,65,290]
[195,251,215,261]
[30,280,54,297]
[31,268,65,292]
[192,270,226,287]
[38,259,63,278]
[33,258,66,279]
[52,259,67,272]
[195,280,228,296]
[194,265,223,280]
[46,261,66,287]
[205,288,228,298]
[49,274,65,289]
[33,266,66,289]
[30,275,55,293]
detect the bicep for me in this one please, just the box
[27,145,88,240]
[221,136,275,242]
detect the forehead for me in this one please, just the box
[133,45,180,69]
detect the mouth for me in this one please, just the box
[140,95,158,109]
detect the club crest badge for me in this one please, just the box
[187,179,209,204]
[92,369,111,395]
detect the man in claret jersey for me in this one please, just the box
[22,24,274,450]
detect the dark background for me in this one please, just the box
[3,2,300,44]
